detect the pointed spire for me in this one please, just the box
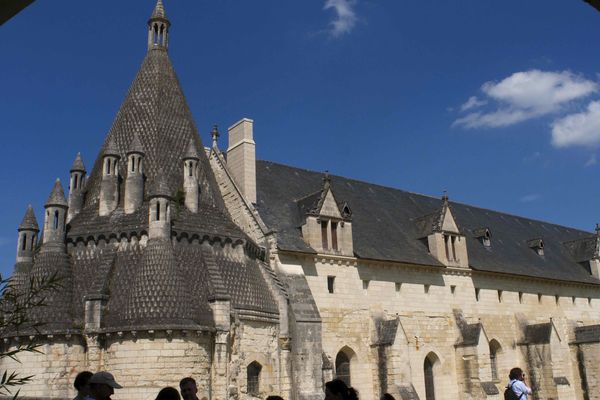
[19,205,39,231]
[211,125,220,148]
[127,133,145,155]
[70,152,86,172]
[442,190,449,203]
[151,0,167,20]
[103,137,120,158]
[183,138,199,160]
[45,179,68,208]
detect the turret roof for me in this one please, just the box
[45,179,68,208]
[149,174,172,198]
[127,132,145,155]
[70,152,86,172]
[150,0,167,20]
[19,205,39,231]
[183,138,199,160]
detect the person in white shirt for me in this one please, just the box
[507,367,532,400]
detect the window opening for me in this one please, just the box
[489,340,501,381]
[53,210,59,230]
[21,235,27,251]
[451,236,457,261]
[424,357,436,400]
[444,235,450,260]
[519,292,524,304]
[247,361,261,396]
[321,220,328,250]
[363,280,370,292]
[335,351,351,386]
[475,288,480,301]
[331,221,338,251]
[424,284,430,294]
[450,285,456,295]
[156,202,161,221]
[498,290,503,303]
[327,276,335,294]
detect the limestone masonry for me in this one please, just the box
[4,2,600,400]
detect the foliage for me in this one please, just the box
[0,273,62,398]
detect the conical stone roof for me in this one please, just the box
[45,179,68,208]
[128,132,145,155]
[19,205,39,231]
[183,138,199,160]
[70,152,86,172]
[150,0,167,20]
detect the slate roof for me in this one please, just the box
[256,160,600,285]
[19,205,39,231]
[45,179,68,208]
[8,2,280,335]
[70,152,86,172]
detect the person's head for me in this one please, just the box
[74,371,93,396]
[156,387,181,400]
[509,367,525,381]
[325,379,349,400]
[179,377,198,400]
[266,396,284,400]
[89,371,122,400]
[380,394,395,400]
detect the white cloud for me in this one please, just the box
[324,0,357,37]
[454,70,597,129]
[460,96,487,111]
[551,101,600,148]
[520,194,541,203]
[585,154,597,167]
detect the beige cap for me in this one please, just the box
[89,372,123,389]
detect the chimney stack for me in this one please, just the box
[227,118,256,204]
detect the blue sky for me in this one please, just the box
[2,1,600,277]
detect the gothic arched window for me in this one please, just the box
[335,351,351,386]
[247,361,261,396]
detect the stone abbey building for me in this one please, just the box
[4,2,600,400]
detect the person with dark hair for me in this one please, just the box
[179,377,200,400]
[266,396,284,400]
[156,387,181,400]
[325,379,359,400]
[380,393,395,400]
[506,367,532,400]
[88,371,122,400]
[73,371,93,400]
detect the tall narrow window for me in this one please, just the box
[73,174,78,189]
[321,220,328,250]
[327,276,335,294]
[335,351,351,386]
[489,340,501,381]
[451,236,457,261]
[247,361,261,396]
[53,211,59,230]
[21,235,27,251]
[424,356,436,400]
[156,202,161,221]
[188,162,193,177]
[444,235,450,260]
[331,222,338,251]
[105,159,110,175]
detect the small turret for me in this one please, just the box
[147,0,170,51]
[99,138,120,216]
[43,179,68,245]
[16,205,39,263]
[183,138,199,213]
[211,124,220,149]
[67,152,86,222]
[124,133,145,214]
[148,175,172,239]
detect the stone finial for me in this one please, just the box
[127,133,145,155]
[151,0,167,20]
[442,190,449,203]
[183,138,199,160]
[211,125,220,148]
[19,205,39,231]
[70,152,86,172]
[45,179,68,208]
[103,137,120,158]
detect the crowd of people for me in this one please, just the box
[72,366,532,400]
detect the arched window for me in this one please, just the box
[335,350,351,386]
[247,361,261,396]
[489,339,502,381]
[424,353,439,400]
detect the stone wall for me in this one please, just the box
[279,252,600,400]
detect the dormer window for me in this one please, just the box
[331,221,338,251]
[444,234,458,262]
[528,238,544,256]
[474,228,491,247]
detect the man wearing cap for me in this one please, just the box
[88,371,123,400]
